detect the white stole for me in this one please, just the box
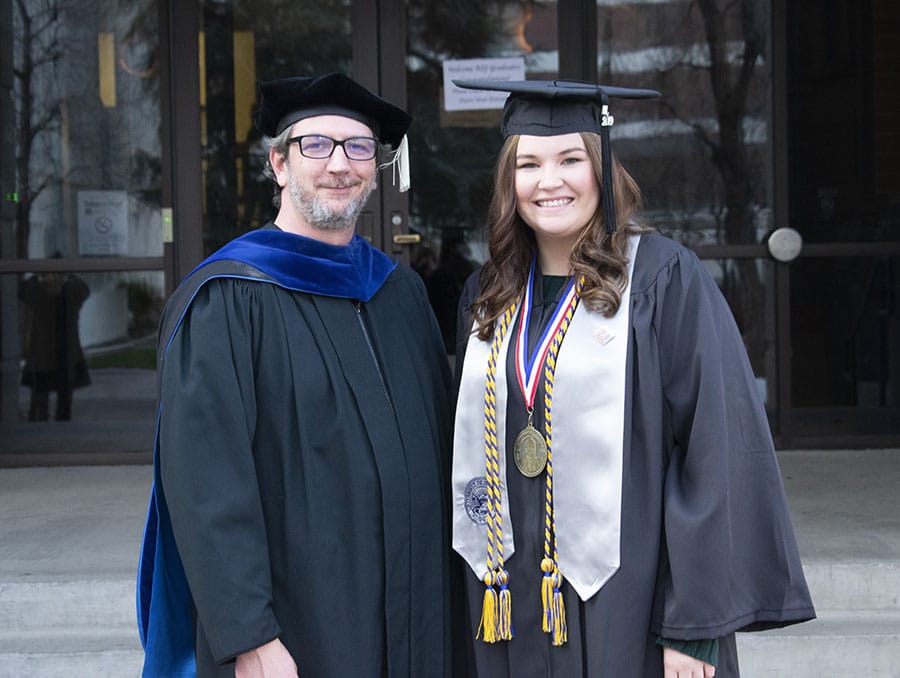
[452,235,639,601]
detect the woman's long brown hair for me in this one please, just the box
[471,132,650,341]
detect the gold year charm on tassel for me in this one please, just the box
[514,410,548,477]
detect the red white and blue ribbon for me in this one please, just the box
[515,257,578,411]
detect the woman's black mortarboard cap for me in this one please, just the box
[452,79,661,234]
[254,72,411,148]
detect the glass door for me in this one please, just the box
[0,0,397,463]
[197,0,357,256]
[405,0,560,354]
[777,0,900,445]
[2,0,164,462]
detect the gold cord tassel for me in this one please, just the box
[540,558,555,633]
[540,559,568,645]
[477,571,499,642]
[496,568,513,640]
[551,570,567,645]
[479,304,517,644]
[538,277,582,647]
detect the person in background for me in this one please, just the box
[426,236,475,353]
[19,261,90,422]
[450,79,815,678]
[138,72,454,678]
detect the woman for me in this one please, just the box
[451,80,815,678]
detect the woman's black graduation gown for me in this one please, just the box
[453,233,815,677]
[144,228,454,677]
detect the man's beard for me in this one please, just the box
[288,173,377,232]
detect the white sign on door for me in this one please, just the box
[77,190,129,256]
[443,58,526,112]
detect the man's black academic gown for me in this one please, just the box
[453,233,815,677]
[138,226,453,677]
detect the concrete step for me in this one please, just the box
[2,563,899,677]
[803,559,900,611]
[0,579,143,677]
[0,579,135,631]
[736,610,900,678]
[3,561,896,627]
[0,628,142,678]
[737,559,900,677]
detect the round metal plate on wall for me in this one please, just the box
[767,227,803,262]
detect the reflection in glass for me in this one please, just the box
[595,0,771,249]
[10,269,162,427]
[6,1,163,440]
[19,271,91,421]
[702,258,773,408]
[11,0,162,260]
[200,0,354,255]
[593,1,774,420]
[406,1,559,352]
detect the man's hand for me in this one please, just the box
[663,646,716,678]
[235,638,299,678]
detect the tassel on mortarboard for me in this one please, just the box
[390,134,410,192]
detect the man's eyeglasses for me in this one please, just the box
[287,135,379,161]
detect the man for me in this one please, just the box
[137,73,453,678]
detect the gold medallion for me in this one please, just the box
[514,423,548,477]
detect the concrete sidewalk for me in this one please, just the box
[0,449,898,676]
[0,465,152,677]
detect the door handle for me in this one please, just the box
[767,227,802,262]
[392,233,421,245]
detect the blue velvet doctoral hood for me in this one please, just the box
[136,227,397,677]
[195,227,397,302]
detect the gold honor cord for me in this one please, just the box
[477,276,584,645]
[479,303,517,642]
[540,277,583,646]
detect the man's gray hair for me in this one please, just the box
[262,127,293,210]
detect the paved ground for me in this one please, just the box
[777,448,900,563]
[0,448,898,677]
[1,448,898,584]
[0,465,152,583]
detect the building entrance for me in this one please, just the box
[2,0,898,463]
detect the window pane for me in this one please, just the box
[406,0,559,352]
[200,0,354,255]
[791,256,900,419]
[787,2,900,244]
[598,0,772,247]
[9,270,160,436]
[11,0,162,260]
[4,0,163,443]
[703,258,774,410]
